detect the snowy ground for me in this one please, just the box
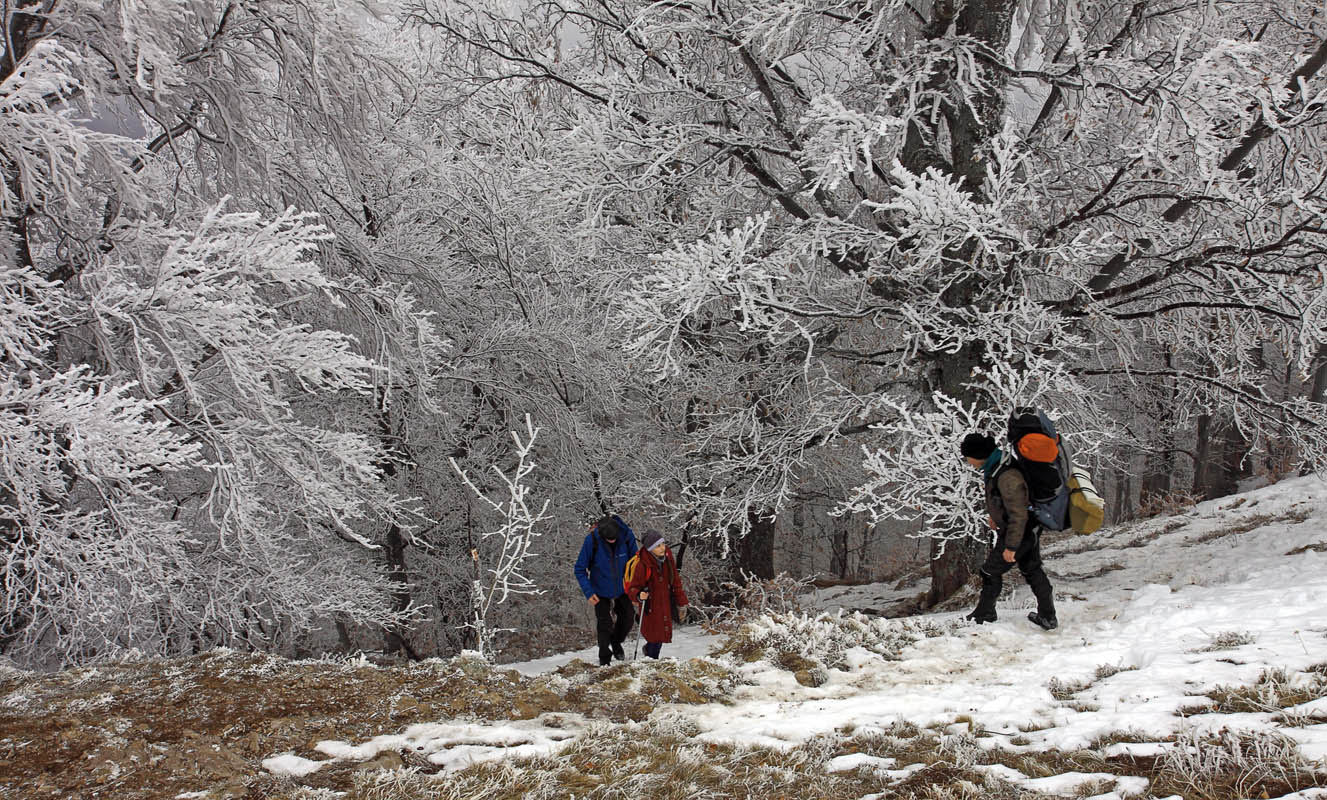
[262,476,1327,798]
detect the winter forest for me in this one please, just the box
[3,0,1326,670]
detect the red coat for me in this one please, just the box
[623,548,688,643]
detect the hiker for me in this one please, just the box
[623,529,689,659]
[960,432,1058,631]
[574,514,639,666]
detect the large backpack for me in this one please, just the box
[1006,408,1105,534]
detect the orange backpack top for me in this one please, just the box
[1015,431,1059,463]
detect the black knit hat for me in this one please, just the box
[596,516,620,540]
[640,529,665,551]
[960,432,996,459]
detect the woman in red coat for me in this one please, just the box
[623,529,688,659]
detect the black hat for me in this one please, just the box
[640,529,665,551]
[597,516,620,540]
[960,433,996,459]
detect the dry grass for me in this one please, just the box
[1092,663,1137,681]
[8,612,1327,800]
[1285,541,1327,555]
[308,719,890,800]
[1196,631,1257,652]
[711,610,952,675]
[1056,562,1125,580]
[1184,510,1311,547]
[1152,727,1326,800]
[1206,667,1327,715]
[1047,676,1092,702]
[0,650,740,800]
[1134,491,1203,520]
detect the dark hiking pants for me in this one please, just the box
[975,525,1056,619]
[596,593,634,664]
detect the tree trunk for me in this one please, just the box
[735,508,776,581]
[375,400,417,659]
[1115,470,1134,521]
[922,336,990,605]
[1309,344,1327,406]
[335,620,353,652]
[1192,413,1213,497]
[1215,421,1250,498]
[925,535,984,608]
[900,1,1015,608]
[1142,352,1177,502]
[382,523,417,659]
[829,514,850,579]
[1194,417,1248,500]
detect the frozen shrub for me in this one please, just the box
[704,571,813,633]
[714,610,936,671]
[1198,631,1257,652]
[1208,667,1327,713]
[1158,727,1325,799]
[1048,676,1092,701]
[938,732,982,768]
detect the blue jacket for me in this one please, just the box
[574,520,638,599]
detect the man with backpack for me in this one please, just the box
[574,514,639,666]
[960,431,1059,631]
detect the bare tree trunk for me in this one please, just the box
[829,514,849,580]
[374,392,419,660]
[1142,352,1177,502]
[1309,344,1327,406]
[1194,416,1249,500]
[900,1,1016,608]
[735,509,777,581]
[382,523,418,659]
[1192,413,1213,497]
[786,502,807,576]
[1115,470,1134,521]
[335,621,354,652]
[926,345,987,605]
[859,519,876,580]
[925,536,985,608]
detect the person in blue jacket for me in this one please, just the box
[574,514,638,666]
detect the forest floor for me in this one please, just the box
[5,477,1327,800]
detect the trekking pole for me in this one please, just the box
[632,595,647,660]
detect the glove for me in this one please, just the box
[678,605,689,623]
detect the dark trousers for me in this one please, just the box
[975,525,1056,618]
[595,593,634,664]
[643,641,662,659]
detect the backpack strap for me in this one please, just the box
[586,524,603,572]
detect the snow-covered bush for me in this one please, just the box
[715,610,951,672]
[1159,727,1325,799]
[703,571,812,634]
[449,416,552,660]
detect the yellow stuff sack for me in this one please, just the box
[1067,467,1105,534]
[623,553,641,590]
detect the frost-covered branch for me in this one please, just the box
[449,414,551,659]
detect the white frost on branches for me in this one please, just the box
[449,415,551,660]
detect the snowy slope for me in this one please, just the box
[264,476,1327,798]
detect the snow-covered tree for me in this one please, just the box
[449,415,551,659]
[0,1,441,665]
[410,0,1327,604]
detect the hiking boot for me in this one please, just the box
[611,642,625,661]
[965,609,997,624]
[1027,612,1058,631]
